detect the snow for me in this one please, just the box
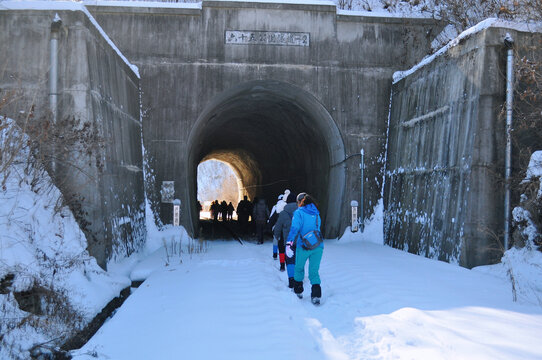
[186,0,335,6]
[82,0,202,9]
[525,150,542,197]
[0,118,130,359]
[0,1,140,78]
[393,18,542,84]
[337,8,432,19]
[72,198,542,360]
[475,246,542,307]
[83,0,336,7]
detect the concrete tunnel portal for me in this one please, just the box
[186,80,346,239]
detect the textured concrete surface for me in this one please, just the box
[88,0,441,237]
[0,9,145,268]
[385,27,542,268]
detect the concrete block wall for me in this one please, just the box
[0,8,144,268]
[88,1,442,237]
[384,26,534,268]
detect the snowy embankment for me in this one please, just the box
[0,118,130,359]
[393,18,542,84]
[73,202,542,360]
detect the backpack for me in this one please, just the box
[300,215,323,250]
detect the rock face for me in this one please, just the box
[87,0,440,239]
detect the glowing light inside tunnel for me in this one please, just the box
[197,159,242,219]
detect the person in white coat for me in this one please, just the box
[268,190,290,259]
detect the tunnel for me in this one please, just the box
[186,80,346,238]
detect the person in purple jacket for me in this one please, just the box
[285,192,324,305]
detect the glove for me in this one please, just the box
[286,242,294,258]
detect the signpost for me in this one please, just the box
[173,199,181,227]
[351,200,359,232]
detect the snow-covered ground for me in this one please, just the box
[0,118,130,359]
[72,208,542,360]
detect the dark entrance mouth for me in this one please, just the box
[186,80,346,238]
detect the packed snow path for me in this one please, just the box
[74,240,542,359]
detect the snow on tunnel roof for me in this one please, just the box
[82,0,336,8]
[393,18,542,84]
[82,0,203,9]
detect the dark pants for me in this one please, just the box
[278,234,285,254]
[256,222,265,244]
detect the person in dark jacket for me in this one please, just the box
[236,196,251,232]
[252,198,270,244]
[227,202,234,221]
[210,200,219,222]
[220,200,228,221]
[273,192,297,281]
[285,192,324,305]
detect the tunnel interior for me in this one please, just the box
[187,80,346,238]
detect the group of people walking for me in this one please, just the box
[206,190,324,304]
[269,190,324,305]
[234,196,271,245]
[209,200,235,221]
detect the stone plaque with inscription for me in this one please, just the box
[225,30,309,47]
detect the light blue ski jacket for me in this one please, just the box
[285,203,323,249]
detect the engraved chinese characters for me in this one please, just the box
[225,30,309,47]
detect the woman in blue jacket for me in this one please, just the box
[285,192,323,305]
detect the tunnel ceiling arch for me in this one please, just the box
[187,80,346,238]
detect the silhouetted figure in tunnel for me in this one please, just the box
[197,200,202,219]
[227,202,234,221]
[211,200,219,221]
[220,200,228,221]
[253,198,270,244]
[236,196,251,232]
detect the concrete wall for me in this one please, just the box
[384,26,535,268]
[88,1,442,236]
[0,9,145,268]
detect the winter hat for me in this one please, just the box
[286,192,296,203]
[283,189,291,199]
[296,192,307,203]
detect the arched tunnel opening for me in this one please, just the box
[197,159,242,220]
[186,80,346,239]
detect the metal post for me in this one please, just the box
[49,14,62,177]
[360,149,364,232]
[504,33,514,252]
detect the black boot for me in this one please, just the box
[288,277,294,289]
[279,263,285,272]
[311,284,321,305]
[294,280,304,299]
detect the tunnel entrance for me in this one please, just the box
[197,159,242,220]
[186,80,346,238]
